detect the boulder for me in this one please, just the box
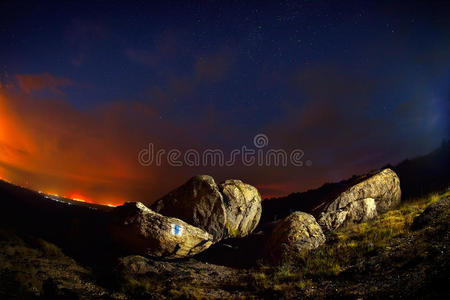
[318,168,401,231]
[109,202,213,259]
[151,175,262,241]
[263,212,326,264]
[319,198,377,231]
[151,175,227,241]
[219,179,262,238]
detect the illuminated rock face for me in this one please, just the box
[151,175,262,241]
[319,198,377,231]
[151,175,227,242]
[109,202,213,259]
[318,168,401,231]
[263,212,326,265]
[219,179,262,238]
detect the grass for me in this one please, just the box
[31,237,65,257]
[117,272,212,299]
[0,229,91,297]
[251,190,449,296]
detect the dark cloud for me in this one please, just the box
[16,73,74,95]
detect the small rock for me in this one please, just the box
[412,197,450,230]
[116,255,154,275]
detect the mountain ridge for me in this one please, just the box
[260,140,450,224]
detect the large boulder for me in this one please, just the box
[219,179,262,238]
[263,212,326,264]
[318,168,401,231]
[151,175,227,241]
[319,198,378,231]
[109,202,213,259]
[151,175,262,241]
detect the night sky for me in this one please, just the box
[0,1,449,206]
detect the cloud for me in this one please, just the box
[0,76,248,205]
[0,83,161,204]
[15,73,74,95]
[1,56,447,206]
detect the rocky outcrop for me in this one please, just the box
[109,202,213,259]
[319,197,377,231]
[412,196,450,230]
[318,168,401,231]
[151,175,227,241]
[263,212,326,264]
[219,179,262,238]
[151,175,262,241]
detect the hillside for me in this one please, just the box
[260,140,450,224]
[0,188,448,299]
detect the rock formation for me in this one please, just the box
[318,168,401,231]
[319,197,377,231]
[151,175,227,241]
[219,179,262,238]
[263,212,326,264]
[151,175,262,241]
[109,202,213,259]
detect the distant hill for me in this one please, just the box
[260,140,450,224]
[391,140,450,200]
[0,179,116,264]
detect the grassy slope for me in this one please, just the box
[250,191,450,298]
[0,228,126,299]
[0,191,449,299]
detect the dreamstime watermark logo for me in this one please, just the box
[138,133,312,167]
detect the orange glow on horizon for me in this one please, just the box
[68,193,92,203]
[68,192,123,207]
[0,88,150,206]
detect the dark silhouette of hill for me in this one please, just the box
[391,140,450,200]
[0,180,123,274]
[260,140,450,225]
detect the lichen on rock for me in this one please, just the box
[219,179,262,238]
